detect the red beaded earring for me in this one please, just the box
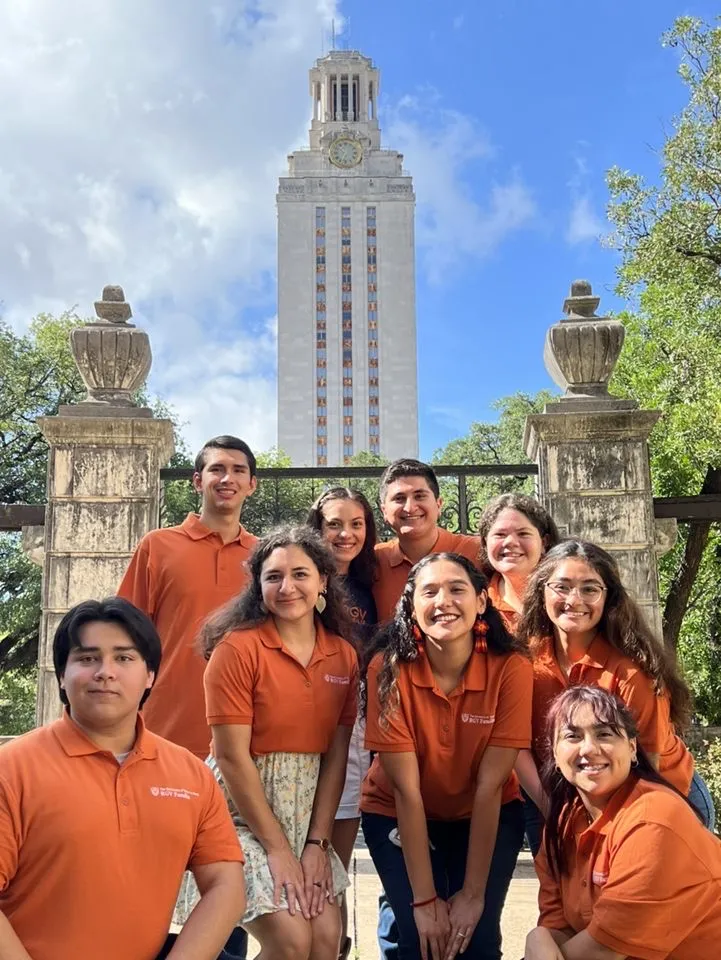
[412,622,425,655]
[473,616,488,653]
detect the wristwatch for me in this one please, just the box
[305,837,330,851]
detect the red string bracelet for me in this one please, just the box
[411,894,437,909]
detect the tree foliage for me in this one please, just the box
[432,392,554,532]
[607,16,721,720]
[0,314,189,676]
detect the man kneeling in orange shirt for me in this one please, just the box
[0,598,245,960]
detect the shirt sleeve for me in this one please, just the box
[616,668,666,755]
[587,820,717,960]
[338,653,359,727]
[535,845,569,931]
[117,537,155,618]
[0,779,20,893]
[488,653,533,749]
[204,637,256,726]
[188,765,245,868]
[364,655,415,752]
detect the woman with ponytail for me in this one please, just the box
[360,552,532,960]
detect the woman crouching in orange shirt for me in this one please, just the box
[361,552,533,960]
[516,539,715,843]
[525,685,721,960]
[177,526,358,960]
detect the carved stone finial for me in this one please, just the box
[94,285,133,325]
[544,280,626,402]
[68,284,152,411]
[562,279,601,320]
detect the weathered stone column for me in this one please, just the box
[524,281,663,634]
[36,286,174,725]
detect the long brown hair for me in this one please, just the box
[517,540,692,729]
[200,525,354,658]
[307,487,378,588]
[478,493,561,577]
[361,553,528,724]
[541,685,697,879]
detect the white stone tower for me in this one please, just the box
[277,50,418,465]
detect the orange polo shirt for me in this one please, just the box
[531,635,694,794]
[118,513,258,758]
[487,572,520,634]
[0,711,243,960]
[204,618,358,755]
[373,529,481,622]
[537,777,721,960]
[361,649,532,819]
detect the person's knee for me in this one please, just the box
[310,905,341,958]
[266,919,313,960]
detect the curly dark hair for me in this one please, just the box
[517,540,692,729]
[200,525,354,658]
[541,685,697,880]
[361,552,528,724]
[478,493,561,577]
[307,487,378,588]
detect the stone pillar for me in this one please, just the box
[524,280,663,634]
[36,286,174,725]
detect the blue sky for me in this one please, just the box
[338,0,718,456]
[0,1,717,459]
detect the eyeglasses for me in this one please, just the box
[545,581,607,602]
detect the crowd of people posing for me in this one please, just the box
[1,435,719,960]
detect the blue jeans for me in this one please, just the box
[688,769,716,832]
[362,801,524,960]
[156,927,247,959]
[377,891,399,958]
[521,790,543,858]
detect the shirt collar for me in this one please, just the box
[487,573,517,615]
[53,709,158,761]
[575,776,638,848]
[257,617,340,662]
[410,648,487,693]
[388,528,446,569]
[181,512,254,547]
[578,634,611,670]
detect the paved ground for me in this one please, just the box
[248,846,538,958]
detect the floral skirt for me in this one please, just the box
[174,751,349,927]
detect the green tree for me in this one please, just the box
[432,391,554,532]
[0,314,189,677]
[606,16,721,718]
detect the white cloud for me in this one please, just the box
[0,0,339,453]
[566,151,606,246]
[385,95,536,283]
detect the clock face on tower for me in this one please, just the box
[329,137,363,168]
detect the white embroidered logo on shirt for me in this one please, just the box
[461,713,495,724]
[324,674,350,685]
[149,786,200,800]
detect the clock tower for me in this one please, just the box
[277,50,418,466]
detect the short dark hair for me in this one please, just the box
[379,458,440,502]
[53,598,162,708]
[194,436,257,477]
[307,487,378,587]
